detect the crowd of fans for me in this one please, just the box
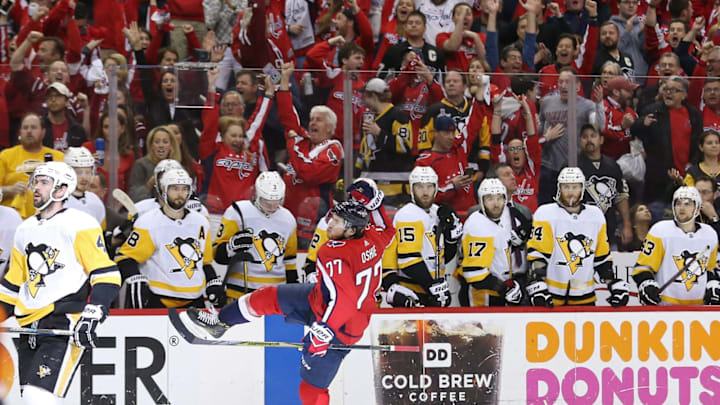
[0,0,719,252]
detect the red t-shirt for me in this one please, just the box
[51,121,69,151]
[435,32,486,72]
[669,107,692,173]
[703,106,720,133]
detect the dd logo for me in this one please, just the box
[423,343,452,368]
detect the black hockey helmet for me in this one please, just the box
[332,202,369,234]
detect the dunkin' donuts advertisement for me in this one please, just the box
[371,319,503,404]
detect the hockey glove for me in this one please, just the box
[509,211,533,248]
[704,280,720,305]
[305,271,318,284]
[125,274,151,309]
[437,205,462,244]
[308,321,334,357]
[347,180,384,211]
[227,229,253,257]
[428,279,451,307]
[386,284,419,307]
[205,278,227,307]
[606,279,630,308]
[73,304,108,349]
[503,279,523,305]
[526,280,554,308]
[638,279,661,306]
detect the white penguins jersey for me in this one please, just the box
[0,206,23,275]
[527,203,612,305]
[136,197,210,218]
[634,220,719,305]
[213,200,298,293]
[459,211,510,284]
[0,208,120,326]
[116,208,213,300]
[382,203,445,294]
[66,192,106,230]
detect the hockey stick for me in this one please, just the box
[112,188,138,218]
[658,245,711,294]
[230,202,249,294]
[1,326,73,337]
[168,308,419,352]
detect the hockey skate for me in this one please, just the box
[183,307,230,339]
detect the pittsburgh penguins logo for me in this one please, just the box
[556,232,594,275]
[586,175,617,212]
[252,230,286,272]
[166,237,203,279]
[672,250,708,291]
[26,243,64,298]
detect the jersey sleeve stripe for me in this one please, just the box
[90,266,121,276]
[527,248,552,259]
[90,275,122,286]
[0,291,17,305]
[1,278,20,293]
[316,258,337,323]
[397,252,422,259]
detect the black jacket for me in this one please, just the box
[378,40,446,81]
[42,114,86,149]
[631,101,703,202]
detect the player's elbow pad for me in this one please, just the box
[286,269,299,284]
[470,273,504,292]
[382,271,402,291]
[214,242,231,265]
[444,242,458,263]
[403,261,436,289]
[595,261,614,281]
[117,258,141,280]
[203,264,218,281]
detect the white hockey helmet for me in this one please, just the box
[159,168,192,212]
[255,171,285,201]
[478,178,507,216]
[63,147,95,168]
[672,186,701,225]
[30,161,77,211]
[408,166,438,203]
[555,167,586,205]
[153,159,184,195]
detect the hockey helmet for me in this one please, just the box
[153,159,184,195]
[159,168,192,212]
[63,147,95,168]
[555,167,585,206]
[408,166,438,203]
[30,161,77,211]
[332,201,369,235]
[672,186,701,225]
[255,171,285,201]
[478,178,507,217]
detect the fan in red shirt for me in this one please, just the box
[232,0,295,69]
[602,77,639,159]
[703,78,720,133]
[200,71,272,214]
[276,63,344,241]
[372,0,415,71]
[436,2,486,72]
[415,113,477,212]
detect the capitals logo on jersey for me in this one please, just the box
[672,250,708,291]
[25,243,65,297]
[252,230,286,272]
[166,237,203,279]
[586,175,617,212]
[556,233,594,275]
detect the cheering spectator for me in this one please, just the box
[632,76,702,221]
[416,0,462,47]
[702,78,720,132]
[684,130,720,188]
[356,78,414,206]
[488,0,539,92]
[377,11,445,79]
[83,111,139,192]
[166,123,202,188]
[609,0,648,80]
[602,77,639,159]
[593,21,637,80]
[372,0,415,71]
[203,0,241,90]
[416,112,476,212]
[638,52,683,107]
[437,2,486,72]
[538,67,605,204]
[166,0,207,60]
[231,0,294,69]
[0,113,64,218]
[128,126,181,202]
[489,75,538,161]
[277,63,343,242]
[506,137,541,211]
[42,82,87,152]
[199,69,272,213]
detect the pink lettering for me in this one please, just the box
[670,367,699,405]
[602,368,634,405]
[562,367,599,404]
[699,366,720,404]
[527,369,559,405]
[638,367,668,404]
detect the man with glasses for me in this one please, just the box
[702,78,720,133]
[631,76,703,222]
[506,139,541,211]
[638,52,683,109]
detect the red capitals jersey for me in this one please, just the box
[232,0,295,69]
[703,106,720,133]
[415,148,477,213]
[388,74,445,155]
[537,23,598,97]
[435,32,486,72]
[602,96,637,159]
[309,210,395,344]
[200,96,271,214]
[276,91,343,240]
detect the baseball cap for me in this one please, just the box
[364,78,389,93]
[47,82,72,98]
[434,113,456,131]
[607,77,639,92]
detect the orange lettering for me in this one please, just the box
[672,321,684,361]
[637,321,668,361]
[690,321,720,361]
[564,322,594,363]
[526,322,559,362]
[600,321,632,362]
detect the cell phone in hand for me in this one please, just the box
[263,63,281,85]
[465,166,475,176]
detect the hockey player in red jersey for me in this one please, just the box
[183,180,395,405]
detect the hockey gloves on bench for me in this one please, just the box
[638,279,661,306]
[386,284,419,307]
[526,280,553,308]
[705,280,720,305]
[205,278,227,307]
[227,229,253,258]
[607,279,630,308]
[74,304,108,349]
[126,274,151,309]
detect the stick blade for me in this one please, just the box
[168,308,201,344]
[112,188,137,216]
